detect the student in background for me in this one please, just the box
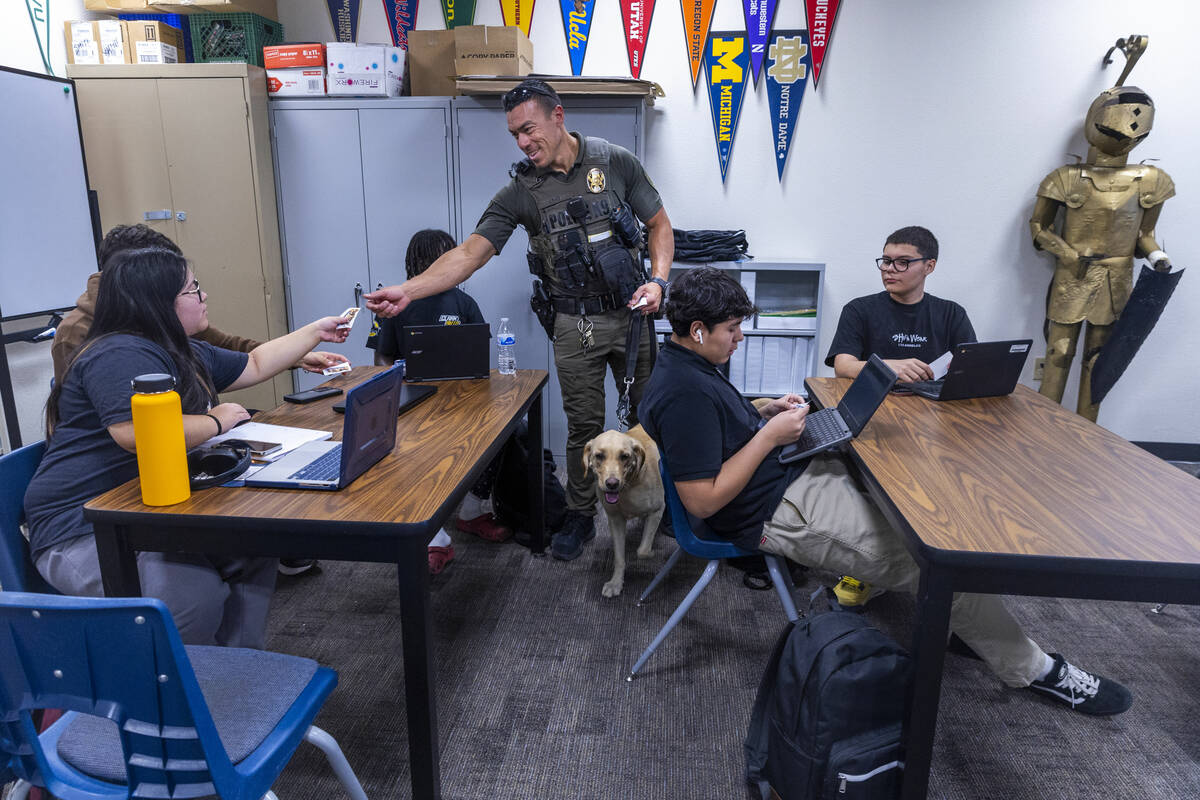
[365,229,510,574]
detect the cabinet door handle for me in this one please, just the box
[143,210,172,221]
[354,282,363,308]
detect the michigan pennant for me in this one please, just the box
[765,29,809,181]
[500,0,535,37]
[680,0,717,90]
[381,0,418,48]
[560,0,595,75]
[620,0,655,79]
[741,0,777,86]
[326,0,361,42]
[804,0,841,86]
[704,31,749,182]
[441,0,476,27]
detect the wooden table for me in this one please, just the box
[85,367,548,800]
[805,379,1200,799]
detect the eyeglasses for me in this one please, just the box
[179,278,202,299]
[875,256,931,272]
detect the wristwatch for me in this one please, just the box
[650,277,669,293]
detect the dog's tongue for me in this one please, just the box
[604,491,620,504]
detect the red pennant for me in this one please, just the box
[620,0,656,78]
[804,0,841,87]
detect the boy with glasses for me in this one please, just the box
[826,226,974,383]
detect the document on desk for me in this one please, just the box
[204,422,333,462]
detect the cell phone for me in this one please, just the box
[239,439,283,457]
[282,386,343,404]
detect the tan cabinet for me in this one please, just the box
[66,63,289,411]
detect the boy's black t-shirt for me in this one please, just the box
[367,288,485,360]
[824,291,976,367]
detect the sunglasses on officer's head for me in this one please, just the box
[503,83,559,108]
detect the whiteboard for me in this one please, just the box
[0,66,98,319]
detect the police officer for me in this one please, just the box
[365,79,674,561]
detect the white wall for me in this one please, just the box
[1,0,96,76]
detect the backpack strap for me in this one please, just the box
[744,620,797,798]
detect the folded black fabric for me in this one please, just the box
[672,228,751,263]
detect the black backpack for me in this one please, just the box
[491,421,567,543]
[745,591,913,799]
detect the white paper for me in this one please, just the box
[204,421,332,463]
[929,350,954,381]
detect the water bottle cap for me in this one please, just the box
[131,373,176,393]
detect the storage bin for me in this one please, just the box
[188,12,283,66]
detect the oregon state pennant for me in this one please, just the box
[441,0,476,27]
[765,29,810,181]
[326,0,361,42]
[804,0,841,86]
[381,0,418,48]
[619,0,655,78]
[560,0,596,75]
[704,31,749,182]
[680,0,717,90]
[500,0,535,37]
[741,0,778,86]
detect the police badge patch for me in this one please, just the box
[586,167,606,193]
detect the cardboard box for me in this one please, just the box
[134,41,180,63]
[86,0,280,16]
[453,25,532,77]
[384,46,405,97]
[84,0,154,11]
[64,20,130,65]
[263,43,324,70]
[407,29,456,97]
[267,68,326,96]
[125,20,185,63]
[327,42,397,96]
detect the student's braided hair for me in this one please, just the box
[405,229,457,279]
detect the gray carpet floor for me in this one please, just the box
[264,512,1200,800]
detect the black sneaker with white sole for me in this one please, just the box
[1027,653,1132,716]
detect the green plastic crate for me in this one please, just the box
[188,12,283,67]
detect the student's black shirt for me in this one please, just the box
[640,341,807,550]
[367,288,485,360]
[824,291,976,367]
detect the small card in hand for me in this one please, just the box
[322,361,352,376]
[336,307,362,330]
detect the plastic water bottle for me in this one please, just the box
[497,317,517,375]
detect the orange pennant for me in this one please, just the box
[500,0,536,36]
[680,0,717,89]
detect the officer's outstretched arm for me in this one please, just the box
[365,234,497,318]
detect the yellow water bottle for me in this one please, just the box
[130,373,191,506]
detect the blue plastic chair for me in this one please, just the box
[626,461,800,680]
[0,441,54,594]
[0,592,368,800]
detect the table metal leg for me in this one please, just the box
[397,535,440,800]
[527,388,546,555]
[901,564,953,800]
[94,521,142,597]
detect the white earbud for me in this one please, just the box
[695,330,704,344]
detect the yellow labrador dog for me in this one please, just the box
[583,424,665,598]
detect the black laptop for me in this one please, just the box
[333,382,437,415]
[402,323,490,381]
[898,339,1033,401]
[778,355,898,464]
[245,366,402,490]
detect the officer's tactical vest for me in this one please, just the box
[514,136,640,300]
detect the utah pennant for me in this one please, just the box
[765,29,810,181]
[804,0,841,86]
[560,0,596,75]
[620,0,655,79]
[704,31,749,182]
[326,0,361,42]
[441,0,476,27]
[680,0,717,90]
[500,0,536,37]
[381,0,418,48]
[741,0,778,86]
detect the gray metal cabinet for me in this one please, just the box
[270,98,456,390]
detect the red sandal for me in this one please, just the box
[427,545,455,574]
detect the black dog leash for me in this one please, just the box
[616,311,644,431]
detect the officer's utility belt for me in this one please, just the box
[552,292,624,316]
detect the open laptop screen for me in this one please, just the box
[836,355,897,435]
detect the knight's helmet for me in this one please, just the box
[1084,86,1154,157]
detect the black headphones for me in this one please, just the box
[187,439,252,489]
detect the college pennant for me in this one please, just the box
[500,0,536,37]
[680,0,717,89]
[619,0,655,78]
[441,0,476,27]
[804,0,841,86]
[381,0,418,48]
[560,0,596,75]
[765,29,810,181]
[741,0,777,85]
[25,0,53,75]
[704,31,749,182]
[325,0,361,42]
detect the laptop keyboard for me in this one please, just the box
[798,410,844,449]
[289,444,343,481]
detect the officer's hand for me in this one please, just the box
[364,285,412,318]
[884,358,934,383]
[629,281,664,314]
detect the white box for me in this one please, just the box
[384,46,405,97]
[134,40,178,64]
[66,20,128,65]
[267,68,327,97]
[326,42,387,96]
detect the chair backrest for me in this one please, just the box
[659,460,751,560]
[0,441,54,594]
[0,592,240,797]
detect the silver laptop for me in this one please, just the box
[245,367,402,490]
[778,355,897,464]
